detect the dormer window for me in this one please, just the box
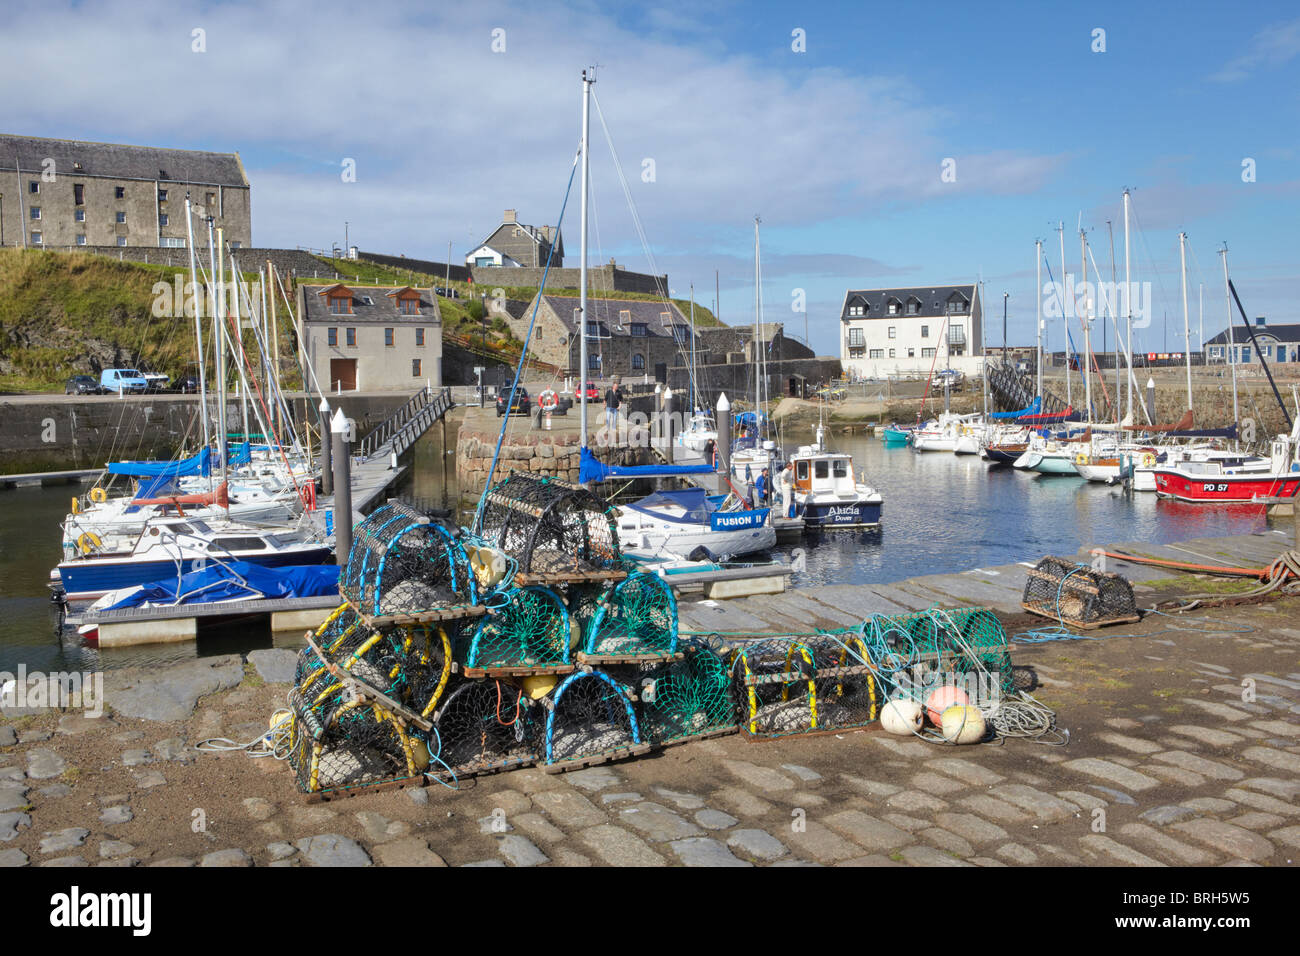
[619,310,631,327]
[630,323,647,336]
[906,296,922,315]
[946,293,969,314]
[400,299,419,315]
[887,297,902,316]
[320,284,355,315]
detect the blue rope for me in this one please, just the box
[474,148,582,528]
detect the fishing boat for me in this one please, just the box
[788,428,883,529]
[676,411,718,456]
[615,487,775,560]
[881,424,913,445]
[1153,420,1300,503]
[54,515,333,602]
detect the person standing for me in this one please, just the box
[604,378,624,434]
[755,467,769,506]
[778,462,794,518]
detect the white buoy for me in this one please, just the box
[880,698,923,735]
[940,704,986,744]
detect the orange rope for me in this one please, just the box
[1100,550,1269,578]
[495,680,522,726]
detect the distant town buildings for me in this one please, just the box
[297,283,443,391]
[1203,317,1299,365]
[839,284,983,379]
[0,134,251,250]
[466,209,564,268]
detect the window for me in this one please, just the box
[74,184,84,205]
[888,326,896,339]
[887,299,901,315]
[848,347,865,358]
[1240,347,1250,361]
[888,348,896,358]
[384,328,394,347]
[415,328,425,346]
[29,181,39,194]
[29,207,40,220]
[586,321,602,336]
[922,347,936,357]
[399,298,419,315]
[116,236,126,247]
[847,328,865,347]
[412,358,422,376]
[630,323,647,336]
[795,460,808,481]
[30,231,42,245]
[589,354,602,369]
[158,189,168,201]
[814,460,828,479]
[327,328,338,346]
[1259,345,1271,359]
[906,297,921,315]
[908,347,915,357]
[948,325,966,346]
[832,459,848,478]
[947,296,968,314]
[115,211,126,223]
[160,237,185,248]
[75,209,85,222]
[230,241,240,249]
[632,353,645,370]
[869,348,884,358]
[328,294,351,315]
[115,186,126,199]
[346,328,356,347]
[921,325,929,338]
[76,235,86,246]
[159,213,169,226]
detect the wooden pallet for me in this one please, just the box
[344,596,487,629]
[462,663,576,679]
[304,774,426,804]
[739,722,875,743]
[542,741,653,774]
[655,726,738,749]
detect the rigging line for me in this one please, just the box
[475,146,582,523]
[1125,195,1172,353]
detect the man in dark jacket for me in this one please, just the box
[604,379,624,433]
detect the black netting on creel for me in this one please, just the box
[340,500,475,617]
[543,669,642,767]
[472,473,621,576]
[428,679,546,777]
[1021,556,1139,628]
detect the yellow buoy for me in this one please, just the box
[77,531,102,555]
[520,674,559,700]
[940,704,986,744]
[90,487,107,503]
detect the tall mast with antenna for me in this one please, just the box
[1220,245,1239,427]
[1123,190,1133,422]
[1058,221,1072,407]
[1179,232,1192,410]
[184,195,210,454]
[578,68,593,451]
[1080,227,1092,422]
[1035,239,1043,401]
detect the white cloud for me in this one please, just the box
[1209,16,1300,82]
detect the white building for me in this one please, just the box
[839,284,983,380]
[1203,318,1299,365]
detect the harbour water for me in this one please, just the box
[0,428,1278,673]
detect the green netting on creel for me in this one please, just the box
[465,585,572,670]
[583,571,678,658]
[565,581,612,653]
[626,643,736,744]
[861,606,1013,700]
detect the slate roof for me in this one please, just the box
[840,284,976,320]
[0,134,247,186]
[542,295,686,337]
[1203,323,1300,346]
[301,284,440,323]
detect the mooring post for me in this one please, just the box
[662,386,676,453]
[318,397,333,496]
[331,408,353,567]
[1145,376,1156,424]
[717,392,731,475]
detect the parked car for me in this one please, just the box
[582,381,601,401]
[935,368,966,390]
[64,375,101,395]
[495,385,531,417]
[175,375,201,394]
[142,372,170,392]
[99,369,149,393]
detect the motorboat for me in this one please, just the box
[788,431,883,529]
[615,487,775,561]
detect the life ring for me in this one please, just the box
[77,532,102,555]
[1074,452,1089,466]
[299,482,317,512]
[1140,452,1156,468]
[70,496,80,515]
[537,389,559,411]
[90,487,107,503]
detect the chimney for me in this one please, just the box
[1255,315,1266,327]
[503,209,517,224]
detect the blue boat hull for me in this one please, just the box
[802,500,883,529]
[59,547,334,601]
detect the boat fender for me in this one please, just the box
[940,704,986,744]
[77,531,102,555]
[926,686,970,726]
[71,496,80,515]
[880,698,923,735]
[90,487,108,503]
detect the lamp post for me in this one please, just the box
[480,292,488,350]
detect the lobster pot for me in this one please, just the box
[286,684,425,795]
[429,679,545,777]
[801,635,880,732]
[630,643,736,746]
[473,473,621,578]
[465,585,573,673]
[882,607,1014,705]
[565,581,612,653]
[543,669,648,771]
[729,638,820,738]
[581,571,679,662]
[341,500,476,618]
[1022,557,1139,629]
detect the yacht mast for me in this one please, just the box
[1058,221,1072,407]
[1080,228,1092,422]
[1220,245,1239,427]
[184,195,210,453]
[578,68,593,451]
[1179,232,1192,410]
[1123,190,1133,422]
[1035,239,1043,400]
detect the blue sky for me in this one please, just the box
[2,0,1296,356]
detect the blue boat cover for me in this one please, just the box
[579,446,714,483]
[100,561,339,612]
[991,396,1041,420]
[625,487,713,523]
[108,446,212,478]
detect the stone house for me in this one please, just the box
[465,209,563,268]
[0,133,250,250]
[297,283,442,392]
